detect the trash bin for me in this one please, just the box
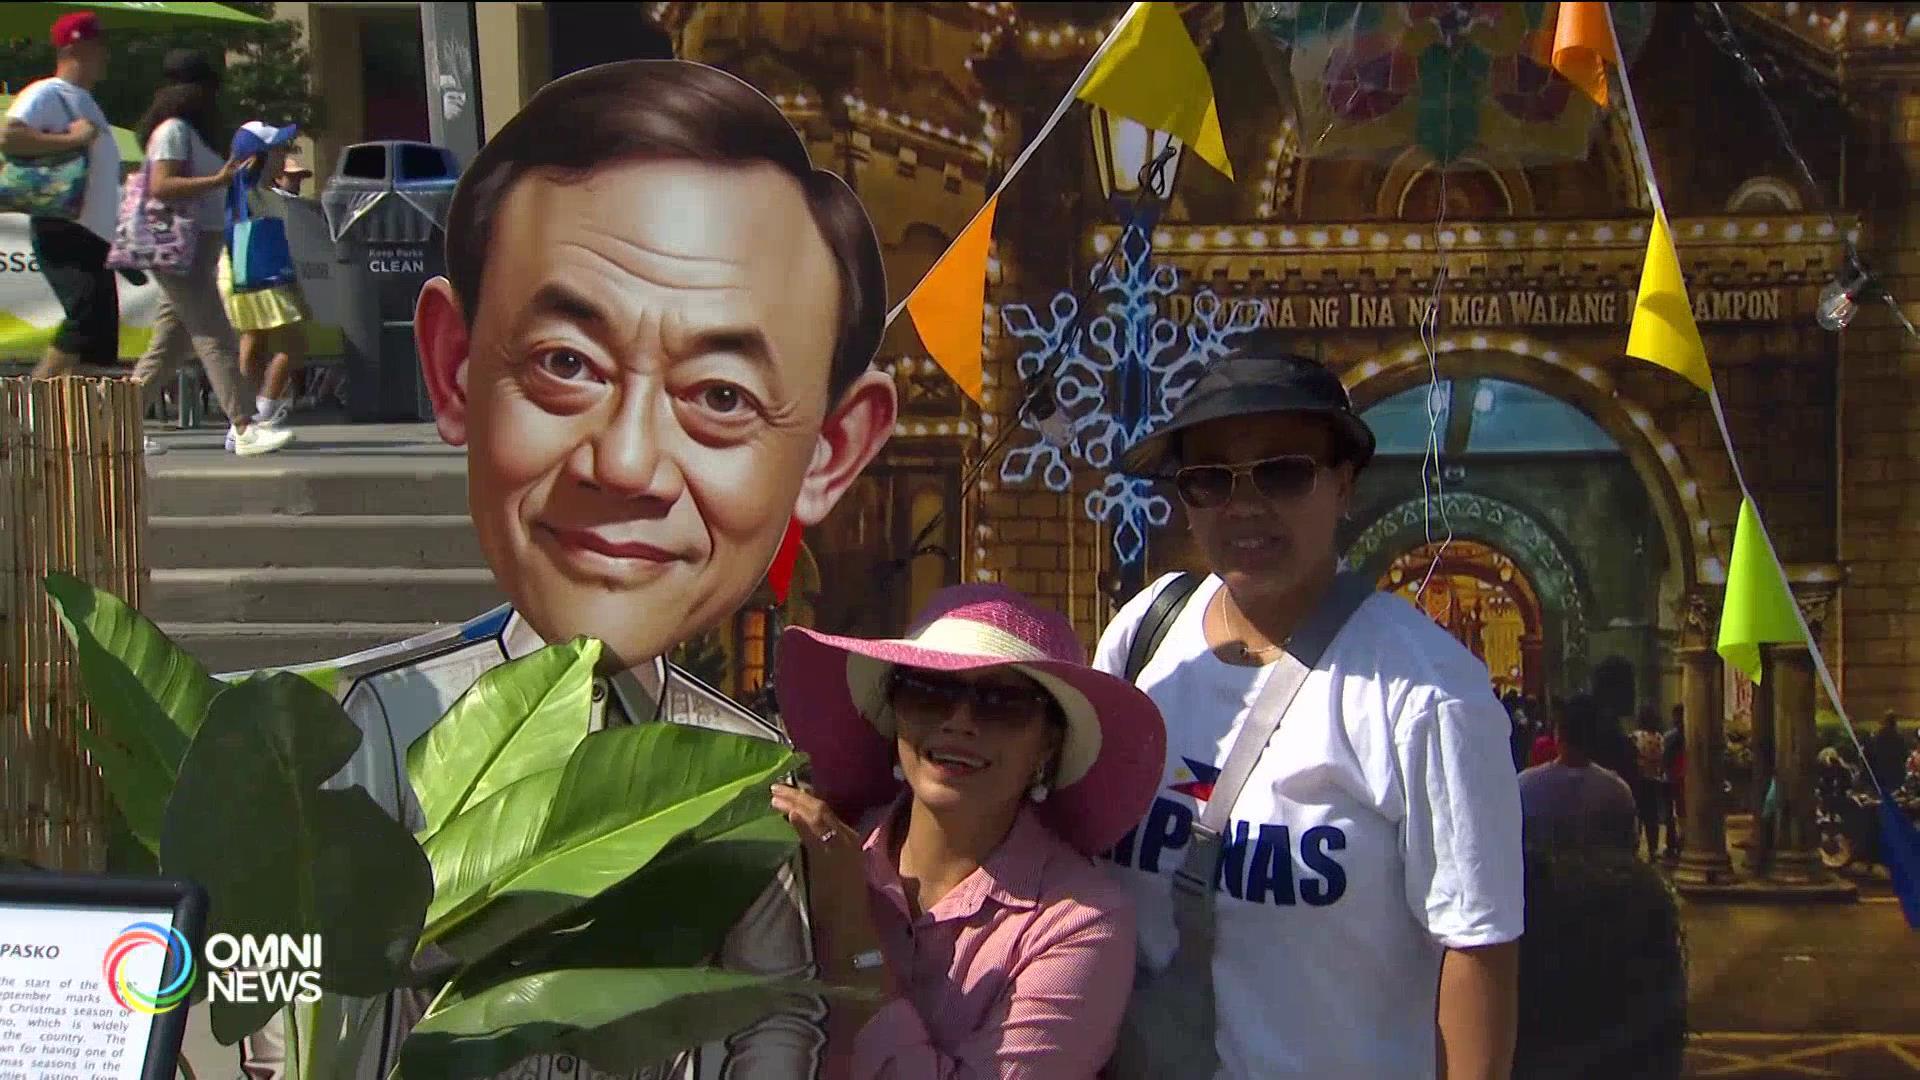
[321,141,460,422]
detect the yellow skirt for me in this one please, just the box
[217,248,308,333]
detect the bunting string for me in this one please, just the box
[1695,2,1920,344]
[1603,5,1871,781]
[875,145,1183,595]
[881,5,1134,333]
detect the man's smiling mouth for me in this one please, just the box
[536,523,681,567]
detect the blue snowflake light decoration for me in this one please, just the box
[997,226,1263,565]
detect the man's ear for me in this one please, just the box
[792,369,898,527]
[416,277,472,447]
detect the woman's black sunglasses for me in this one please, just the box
[886,668,1052,725]
[1172,454,1322,509]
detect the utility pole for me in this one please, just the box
[419,2,484,167]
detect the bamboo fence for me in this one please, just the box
[0,376,147,871]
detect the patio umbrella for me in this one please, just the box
[0,92,142,163]
[0,3,265,38]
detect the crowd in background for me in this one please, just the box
[2,11,309,457]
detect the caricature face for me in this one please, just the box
[417,157,896,669]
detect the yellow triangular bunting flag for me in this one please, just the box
[905,195,998,404]
[1077,2,1234,180]
[1717,498,1804,683]
[1626,211,1714,394]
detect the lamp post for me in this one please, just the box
[1091,109,1182,214]
[1090,109,1182,602]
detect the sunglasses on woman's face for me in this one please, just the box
[1173,454,1322,509]
[887,668,1051,726]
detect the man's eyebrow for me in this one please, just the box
[523,282,612,330]
[669,323,777,372]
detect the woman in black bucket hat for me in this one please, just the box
[1093,329,1524,1080]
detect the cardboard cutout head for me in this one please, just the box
[416,60,898,670]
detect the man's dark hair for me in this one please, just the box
[443,60,886,402]
[1556,694,1604,755]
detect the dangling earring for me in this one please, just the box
[891,763,905,782]
[1028,780,1049,803]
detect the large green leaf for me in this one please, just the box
[420,725,797,951]
[44,572,221,749]
[396,968,828,1080]
[72,726,174,857]
[436,789,799,973]
[419,767,568,944]
[407,638,600,841]
[43,573,225,851]
[91,743,164,875]
[160,672,432,1044]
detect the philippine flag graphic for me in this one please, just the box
[1168,757,1221,802]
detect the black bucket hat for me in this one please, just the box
[1121,337,1376,477]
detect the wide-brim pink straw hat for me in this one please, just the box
[775,583,1166,857]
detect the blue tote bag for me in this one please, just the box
[226,178,297,291]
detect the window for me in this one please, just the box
[736,608,770,696]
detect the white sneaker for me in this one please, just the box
[253,399,291,429]
[143,436,168,456]
[231,424,294,457]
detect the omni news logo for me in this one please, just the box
[101,923,194,1015]
[99,925,323,1013]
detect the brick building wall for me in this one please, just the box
[1837,84,1920,719]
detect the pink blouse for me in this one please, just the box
[850,800,1138,1079]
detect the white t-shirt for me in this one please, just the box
[6,77,120,241]
[1094,572,1526,1080]
[146,117,227,231]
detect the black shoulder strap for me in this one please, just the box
[1124,571,1204,683]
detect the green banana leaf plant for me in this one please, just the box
[42,572,840,1079]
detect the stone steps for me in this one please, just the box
[149,567,503,625]
[140,424,495,675]
[150,514,482,569]
[158,621,447,675]
[146,465,469,516]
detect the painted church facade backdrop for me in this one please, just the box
[636,3,1920,822]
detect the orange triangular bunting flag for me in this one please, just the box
[1552,1,1617,106]
[905,195,997,404]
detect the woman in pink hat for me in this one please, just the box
[770,583,1166,1079]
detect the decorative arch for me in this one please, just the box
[1387,541,1544,635]
[1599,109,1652,213]
[1376,149,1535,218]
[1347,492,1592,674]
[1340,332,1713,602]
[1726,176,1804,213]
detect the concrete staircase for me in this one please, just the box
[142,424,506,675]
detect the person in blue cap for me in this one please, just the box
[217,120,309,445]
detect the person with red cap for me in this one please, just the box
[3,11,121,379]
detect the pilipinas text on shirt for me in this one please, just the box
[1106,795,1348,907]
